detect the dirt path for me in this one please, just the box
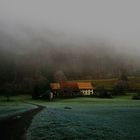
[0,103,44,140]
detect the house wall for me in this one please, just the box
[81,89,93,96]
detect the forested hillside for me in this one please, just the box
[0,26,140,94]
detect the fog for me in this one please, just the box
[0,0,140,82]
[1,0,140,51]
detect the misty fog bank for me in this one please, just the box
[0,25,140,84]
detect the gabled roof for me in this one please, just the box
[60,82,78,88]
[50,82,94,90]
[50,83,60,90]
[77,82,93,89]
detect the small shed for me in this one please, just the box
[50,83,60,96]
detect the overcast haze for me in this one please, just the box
[0,0,140,81]
[0,0,140,51]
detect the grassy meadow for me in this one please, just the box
[0,86,140,140]
[27,96,140,140]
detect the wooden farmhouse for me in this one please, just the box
[50,81,94,96]
[77,82,94,95]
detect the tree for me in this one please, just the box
[4,83,15,101]
[96,86,112,98]
[113,80,128,95]
[121,73,128,81]
[113,69,128,95]
[54,70,67,82]
[32,84,40,99]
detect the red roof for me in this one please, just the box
[50,83,60,90]
[60,82,78,88]
[50,81,94,90]
[77,82,93,89]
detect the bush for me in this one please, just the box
[132,93,140,100]
[32,85,40,99]
[3,83,16,101]
[95,86,112,98]
[113,80,128,95]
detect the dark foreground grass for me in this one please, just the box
[27,97,140,140]
[0,95,36,119]
[0,104,44,140]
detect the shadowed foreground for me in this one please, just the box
[0,104,44,140]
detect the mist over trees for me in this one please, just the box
[0,25,140,95]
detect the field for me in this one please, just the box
[27,96,140,140]
[0,95,140,140]
[77,76,140,90]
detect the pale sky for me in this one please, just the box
[0,0,140,51]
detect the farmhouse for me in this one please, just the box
[77,82,94,95]
[50,81,94,96]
